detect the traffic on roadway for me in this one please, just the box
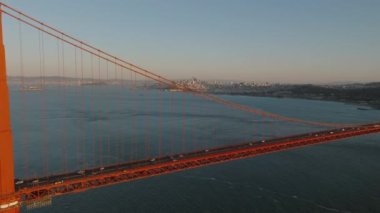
[15,122,380,191]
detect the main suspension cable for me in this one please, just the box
[0,3,353,128]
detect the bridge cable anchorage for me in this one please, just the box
[0,3,354,129]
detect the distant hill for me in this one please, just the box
[209,82,380,109]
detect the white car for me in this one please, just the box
[54,180,63,185]
[15,180,24,185]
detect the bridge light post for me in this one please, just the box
[0,4,19,213]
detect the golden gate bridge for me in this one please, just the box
[0,2,379,212]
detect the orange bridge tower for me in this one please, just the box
[0,5,19,213]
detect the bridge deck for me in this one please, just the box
[1,123,380,206]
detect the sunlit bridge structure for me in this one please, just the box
[0,2,379,212]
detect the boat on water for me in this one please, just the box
[19,85,44,92]
[165,88,183,92]
[79,81,106,86]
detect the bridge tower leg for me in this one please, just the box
[0,6,19,213]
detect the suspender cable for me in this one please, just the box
[0,5,350,128]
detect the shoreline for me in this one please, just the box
[213,92,380,110]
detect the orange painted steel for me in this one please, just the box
[0,2,379,211]
[0,6,19,213]
[0,2,352,128]
[1,124,379,208]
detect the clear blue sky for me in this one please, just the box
[2,0,380,83]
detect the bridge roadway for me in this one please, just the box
[1,123,380,207]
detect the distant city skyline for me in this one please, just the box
[2,0,380,83]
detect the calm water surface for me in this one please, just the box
[8,86,380,213]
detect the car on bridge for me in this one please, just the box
[15,179,24,185]
[77,170,85,175]
[54,180,64,185]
